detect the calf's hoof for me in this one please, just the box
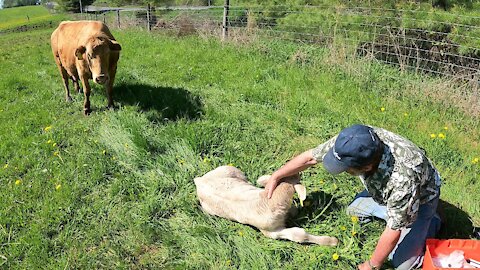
[83,108,92,116]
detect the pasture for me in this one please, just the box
[0,7,479,269]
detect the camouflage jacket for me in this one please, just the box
[312,127,441,230]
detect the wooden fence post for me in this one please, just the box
[147,3,151,31]
[117,10,120,28]
[222,0,229,41]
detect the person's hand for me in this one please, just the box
[357,261,371,270]
[358,260,380,270]
[265,177,279,199]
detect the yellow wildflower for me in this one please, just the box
[332,253,339,261]
[44,126,52,132]
[226,260,231,266]
[404,112,408,117]
[438,133,446,139]
[125,143,129,148]
[352,230,357,236]
[443,126,448,130]
[47,139,53,144]
[53,151,60,156]
[55,184,62,190]
[380,107,385,112]
[340,226,347,231]
[430,134,437,139]
[351,216,359,224]
[238,230,244,236]
[3,164,8,169]
[332,183,337,190]
[52,143,57,147]
[203,157,211,163]
[472,158,479,164]
[15,179,22,185]
[179,159,185,165]
[227,163,234,166]
[319,180,325,185]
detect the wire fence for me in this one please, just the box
[73,4,480,87]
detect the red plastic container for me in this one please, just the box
[423,239,480,270]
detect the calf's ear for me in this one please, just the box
[75,46,86,60]
[109,40,122,51]
[293,184,307,207]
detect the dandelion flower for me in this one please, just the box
[430,134,437,139]
[15,179,22,185]
[351,216,359,224]
[125,143,129,148]
[226,260,231,266]
[438,133,446,139]
[3,164,8,169]
[52,143,57,147]
[352,230,357,236]
[404,112,409,117]
[443,126,448,130]
[238,230,244,237]
[472,158,479,164]
[380,107,385,112]
[203,157,211,163]
[47,139,53,144]
[340,226,347,231]
[53,151,59,156]
[55,184,62,190]
[319,180,325,185]
[332,253,339,261]
[44,126,52,132]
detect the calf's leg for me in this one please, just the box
[261,227,338,246]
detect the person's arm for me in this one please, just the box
[358,226,401,270]
[265,149,317,198]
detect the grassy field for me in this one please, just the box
[0,6,67,31]
[0,8,479,269]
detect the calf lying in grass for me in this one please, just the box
[194,165,338,246]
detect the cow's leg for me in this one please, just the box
[260,227,338,246]
[72,77,81,94]
[59,67,72,102]
[106,64,117,109]
[80,76,92,115]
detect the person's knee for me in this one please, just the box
[393,255,422,270]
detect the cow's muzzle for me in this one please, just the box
[94,74,109,85]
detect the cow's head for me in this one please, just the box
[75,36,122,85]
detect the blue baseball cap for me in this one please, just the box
[323,125,382,174]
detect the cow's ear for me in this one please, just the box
[75,46,86,60]
[109,40,122,51]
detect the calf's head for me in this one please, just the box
[75,36,122,85]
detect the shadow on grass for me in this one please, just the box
[112,83,204,122]
[288,190,339,227]
[438,199,475,239]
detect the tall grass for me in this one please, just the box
[0,19,478,269]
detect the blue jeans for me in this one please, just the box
[347,190,442,270]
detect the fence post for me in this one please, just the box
[117,10,120,28]
[147,4,151,31]
[222,0,229,41]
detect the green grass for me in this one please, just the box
[0,17,479,269]
[0,6,67,31]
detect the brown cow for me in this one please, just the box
[51,21,121,115]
